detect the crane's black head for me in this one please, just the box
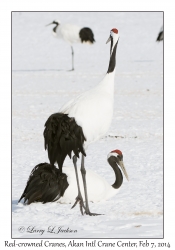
[46,20,60,27]
[46,20,60,33]
[107,149,129,182]
[108,149,123,163]
[52,20,60,25]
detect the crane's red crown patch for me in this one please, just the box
[111,28,118,34]
[111,149,122,155]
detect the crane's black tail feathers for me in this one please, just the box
[79,27,95,44]
[44,113,86,170]
[18,163,69,205]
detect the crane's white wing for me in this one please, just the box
[58,167,118,204]
[60,89,113,144]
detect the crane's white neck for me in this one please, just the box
[98,70,115,95]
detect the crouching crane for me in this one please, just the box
[18,149,129,213]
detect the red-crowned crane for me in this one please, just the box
[43,28,120,215]
[46,20,95,70]
[18,149,129,209]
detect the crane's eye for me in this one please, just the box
[117,155,123,160]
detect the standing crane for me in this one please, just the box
[44,28,120,215]
[46,20,95,70]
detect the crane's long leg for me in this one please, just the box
[71,155,86,215]
[80,154,101,216]
[71,46,74,71]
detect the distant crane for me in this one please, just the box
[46,20,95,70]
[43,28,120,216]
[18,149,129,210]
[156,26,163,41]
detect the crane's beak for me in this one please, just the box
[106,36,111,44]
[118,160,129,181]
[45,22,53,27]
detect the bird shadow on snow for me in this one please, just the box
[12,199,24,213]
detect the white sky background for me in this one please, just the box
[0,0,175,248]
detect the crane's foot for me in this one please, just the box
[71,196,103,216]
[71,196,86,215]
[84,209,103,216]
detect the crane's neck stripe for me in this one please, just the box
[107,156,123,189]
[107,40,118,74]
[53,22,59,33]
[110,36,113,55]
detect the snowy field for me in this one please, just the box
[12,12,163,238]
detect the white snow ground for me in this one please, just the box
[12,12,163,238]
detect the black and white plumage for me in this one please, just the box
[18,150,129,206]
[44,28,120,215]
[46,20,95,70]
[18,163,69,204]
[44,113,86,173]
[156,26,163,41]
